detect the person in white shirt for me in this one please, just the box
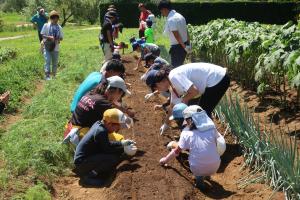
[41,10,63,80]
[158,0,191,68]
[145,63,230,134]
[160,105,222,190]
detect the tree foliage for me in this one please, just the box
[1,0,100,25]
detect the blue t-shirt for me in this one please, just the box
[31,13,48,31]
[70,72,103,112]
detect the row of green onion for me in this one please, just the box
[215,94,300,200]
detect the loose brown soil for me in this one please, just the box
[229,82,300,145]
[53,55,284,200]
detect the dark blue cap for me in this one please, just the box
[145,70,159,91]
[132,42,140,51]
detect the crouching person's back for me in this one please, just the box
[73,108,137,186]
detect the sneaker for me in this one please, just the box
[81,175,105,187]
[45,76,51,81]
[195,176,205,191]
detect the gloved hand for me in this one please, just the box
[141,74,147,81]
[145,93,155,101]
[121,139,136,146]
[124,144,138,156]
[160,123,169,135]
[185,45,192,54]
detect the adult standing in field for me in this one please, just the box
[158,0,191,68]
[138,3,152,38]
[104,5,122,40]
[100,11,118,62]
[41,10,64,80]
[31,7,48,42]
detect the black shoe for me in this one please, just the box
[81,176,105,187]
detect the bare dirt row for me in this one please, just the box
[53,55,283,200]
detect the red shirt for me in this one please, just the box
[139,10,151,22]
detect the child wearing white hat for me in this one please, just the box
[160,104,226,190]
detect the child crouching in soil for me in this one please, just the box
[160,104,225,190]
[73,108,137,186]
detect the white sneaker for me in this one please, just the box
[45,76,51,81]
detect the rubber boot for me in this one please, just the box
[195,176,205,191]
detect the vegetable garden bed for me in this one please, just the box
[189,19,300,107]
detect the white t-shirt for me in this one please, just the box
[178,128,221,176]
[164,10,188,45]
[41,22,64,52]
[169,63,227,104]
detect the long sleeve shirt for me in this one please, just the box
[74,121,123,165]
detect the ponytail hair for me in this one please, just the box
[155,64,171,82]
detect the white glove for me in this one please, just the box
[123,116,134,128]
[121,139,136,147]
[145,93,155,101]
[141,74,147,81]
[185,45,192,54]
[160,123,169,135]
[124,144,138,156]
[167,141,177,151]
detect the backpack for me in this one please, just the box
[44,39,56,52]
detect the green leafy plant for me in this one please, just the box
[0,47,17,64]
[189,19,300,106]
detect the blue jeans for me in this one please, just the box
[44,50,59,76]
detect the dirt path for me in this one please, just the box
[53,55,283,200]
[0,34,31,41]
[80,27,100,31]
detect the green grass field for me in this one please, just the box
[0,12,29,25]
[0,25,104,199]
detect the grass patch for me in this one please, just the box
[0,12,29,25]
[0,26,103,198]
[23,183,51,200]
[0,47,17,64]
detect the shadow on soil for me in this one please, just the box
[203,179,235,199]
[218,143,242,173]
[166,161,235,199]
[77,150,145,189]
[170,144,240,199]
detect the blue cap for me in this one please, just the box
[145,70,159,91]
[169,103,188,120]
